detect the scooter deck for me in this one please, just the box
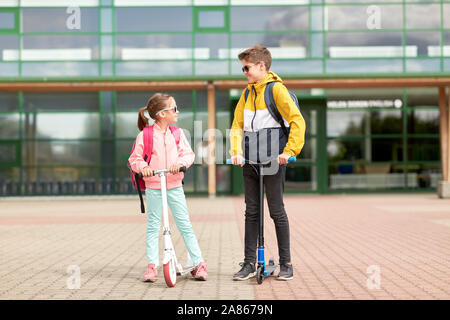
[264,264,278,277]
[177,266,195,276]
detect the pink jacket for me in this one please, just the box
[128,123,195,190]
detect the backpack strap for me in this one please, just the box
[142,125,154,164]
[169,125,181,148]
[264,81,289,137]
[244,88,250,103]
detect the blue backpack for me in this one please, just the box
[244,81,300,137]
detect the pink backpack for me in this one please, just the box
[128,124,181,213]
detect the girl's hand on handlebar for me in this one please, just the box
[170,164,183,174]
[141,166,153,177]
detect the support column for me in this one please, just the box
[207,81,216,197]
[438,86,450,198]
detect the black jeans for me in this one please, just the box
[242,163,291,265]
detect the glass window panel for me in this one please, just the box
[116,7,192,32]
[408,109,439,134]
[326,59,403,74]
[445,4,450,29]
[0,12,15,29]
[22,113,100,139]
[407,164,441,189]
[195,61,228,75]
[0,114,19,138]
[0,168,20,185]
[0,144,17,162]
[116,34,192,60]
[183,165,194,192]
[216,165,230,193]
[116,113,140,138]
[406,58,440,72]
[22,8,98,32]
[22,35,99,60]
[408,138,440,161]
[116,91,192,111]
[327,32,403,58]
[0,62,18,76]
[370,110,403,135]
[406,4,440,29]
[195,33,228,59]
[231,33,309,58]
[100,8,112,32]
[101,114,114,137]
[407,87,438,108]
[328,139,364,162]
[406,31,440,57]
[0,35,18,61]
[311,33,323,58]
[101,61,113,76]
[23,92,99,111]
[22,62,99,77]
[285,166,316,191]
[100,91,113,112]
[195,165,208,192]
[22,141,101,165]
[327,111,367,137]
[231,6,308,31]
[326,5,402,30]
[216,111,230,135]
[372,138,403,162]
[116,139,134,165]
[116,61,192,76]
[270,60,322,75]
[198,10,225,28]
[101,35,113,59]
[311,5,323,31]
[0,92,18,112]
[329,165,406,190]
[22,167,101,183]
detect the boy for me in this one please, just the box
[229,45,306,281]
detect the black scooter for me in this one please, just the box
[227,156,296,284]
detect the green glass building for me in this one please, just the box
[1,0,450,196]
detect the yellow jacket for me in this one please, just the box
[229,71,306,157]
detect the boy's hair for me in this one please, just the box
[238,45,272,71]
[137,92,172,131]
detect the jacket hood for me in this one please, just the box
[247,71,283,91]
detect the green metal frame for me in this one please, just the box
[0,2,449,80]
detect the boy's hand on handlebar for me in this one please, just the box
[231,155,244,167]
[141,166,153,177]
[278,153,291,165]
[170,164,183,174]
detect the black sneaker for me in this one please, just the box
[277,263,293,281]
[233,262,256,281]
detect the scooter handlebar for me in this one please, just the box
[138,166,186,179]
[226,157,296,164]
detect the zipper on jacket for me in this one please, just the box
[251,85,257,132]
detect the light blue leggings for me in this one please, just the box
[145,187,203,267]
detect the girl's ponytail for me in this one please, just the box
[137,93,173,131]
[137,106,148,131]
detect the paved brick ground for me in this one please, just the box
[232,194,450,300]
[1,194,450,300]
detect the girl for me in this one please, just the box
[128,93,207,282]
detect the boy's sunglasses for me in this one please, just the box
[242,62,259,73]
[156,105,178,116]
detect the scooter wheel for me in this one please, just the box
[163,260,177,287]
[256,266,264,284]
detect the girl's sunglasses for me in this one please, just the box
[156,105,178,116]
